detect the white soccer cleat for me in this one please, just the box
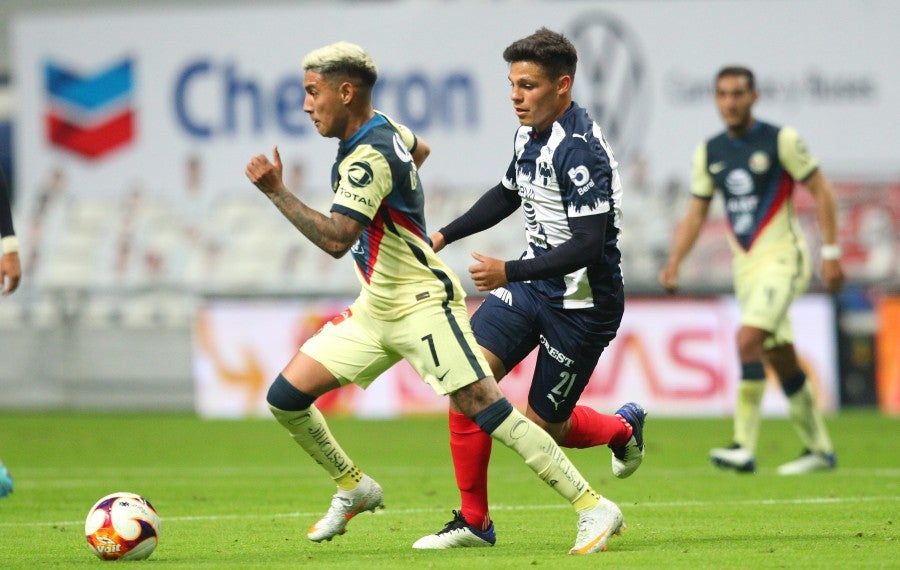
[777,450,836,475]
[412,510,496,549]
[569,496,624,555]
[307,474,384,542]
[710,444,756,473]
[610,402,647,479]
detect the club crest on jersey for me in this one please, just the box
[536,159,553,186]
[348,161,374,187]
[748,151,770,174]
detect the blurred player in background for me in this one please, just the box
[246,40,624,554]
[416,28,644,549]
[1,164,21,296]
[1,164,20,498]
[659,65,843,475]
[0,459,11,498]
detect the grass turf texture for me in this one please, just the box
[0,410,896,568]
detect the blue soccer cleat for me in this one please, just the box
[610,402,647,478]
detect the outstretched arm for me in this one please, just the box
[246,146,365,258]
[431,184,520,253]
[658,196,711,293]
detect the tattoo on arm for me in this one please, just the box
[269,191,363,258]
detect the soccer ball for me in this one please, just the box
[84,492,160,560]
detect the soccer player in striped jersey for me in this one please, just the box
[246,40,622,554]
[415,28,644,550]
[659,66,844,475]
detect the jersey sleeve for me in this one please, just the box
[331,145,392,225]
[778,126,819,181]
[690,142,714,199]
[381,113,417,154]
[557,146,612,218]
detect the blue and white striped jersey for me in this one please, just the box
[501,102,623,309]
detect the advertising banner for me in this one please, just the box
[876,296,900,415]
[12,0,899,209]
[192,295,838,418]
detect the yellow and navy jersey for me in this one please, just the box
[330,111,466,319]
[691,120,817,269]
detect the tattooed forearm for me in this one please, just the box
[269,190,357,258]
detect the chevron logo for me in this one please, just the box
[44,58,136,159]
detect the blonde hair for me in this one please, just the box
[302,41,378,88]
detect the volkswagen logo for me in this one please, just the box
[567,12,649,164]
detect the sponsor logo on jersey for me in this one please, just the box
[709,161,727,174]
[725,168,754,196]
[339,188,376,208]
[567,165,596,195]
[348,161,375,187]
[44,58,136,159]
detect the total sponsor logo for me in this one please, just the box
[44,58,136,159]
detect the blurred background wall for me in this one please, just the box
[0,0,897,416]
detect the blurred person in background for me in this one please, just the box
[245,40,625,554]
[1,164,19,498]
[659,65,844,475]
[418,27,644,550]
[1,164,20,296]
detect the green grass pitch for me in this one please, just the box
[0,410,896,568]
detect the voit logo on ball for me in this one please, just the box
[44,58,136,160]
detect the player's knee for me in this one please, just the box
[736,335,765,361]
[779,371,806,396]
[266,373,317,412]
[471,398,513,434]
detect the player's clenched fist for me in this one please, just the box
[246,145,286,196]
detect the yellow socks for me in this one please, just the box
[269,404,354,481]
[734,380,766,453]
[787,382,834,453]
[490,407,599,511]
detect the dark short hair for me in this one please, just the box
[716,66,755,91]
[503,27,577,81]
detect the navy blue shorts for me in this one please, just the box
[471,281,623,423]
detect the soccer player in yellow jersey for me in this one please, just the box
[245,41,623,554]
[659,66,844,475]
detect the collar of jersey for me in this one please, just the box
[340,112,388,152]
[530,102,576,139]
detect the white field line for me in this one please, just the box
[2,495,897,528]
